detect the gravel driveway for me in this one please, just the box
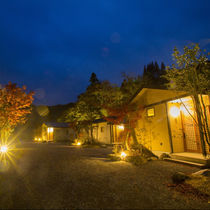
[0,142,209,209]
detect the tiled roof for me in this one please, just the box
[93,116,117,124]
[43,122,70,128]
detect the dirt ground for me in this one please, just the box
[0,142,209,209]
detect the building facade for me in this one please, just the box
[129,88,210,156]
[92,119,124,144]
[40,122,75,142]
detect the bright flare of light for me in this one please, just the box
[169,106,180,118]
[180,104,194,116]
[77,142,81,146]
[0,145,8,153]
[47,127,54,133]
[118,125,124,130]
[120,151,127,159]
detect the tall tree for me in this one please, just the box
[120,73,143,103]
[64,100,101,143]
[164,43,210,156]
[64,73,103,143]
[0,82,34,144]
[89,72,100,87]
[142,61,167,89]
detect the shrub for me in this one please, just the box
[112,144,123,154]
[126,155,147,166]
[130,143,158,159]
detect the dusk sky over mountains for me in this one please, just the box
[0,0,209,105]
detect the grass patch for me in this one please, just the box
[54,140,73,145]
[168,183,209,201]
[186,175,210,196]
[81,142,107,148]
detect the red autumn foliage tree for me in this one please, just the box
[0,82,34,143]
[104,102,144,149]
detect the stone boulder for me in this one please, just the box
[172,172,189,184]
[192,169,210,177]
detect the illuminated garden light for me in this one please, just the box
[0,145,8,153]
[120,151,127,159]
[77,142,81,146]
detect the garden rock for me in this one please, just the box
[172,172,189,184]
[147,156,158,161]
[159,153,171,160]
[192,169,210,177]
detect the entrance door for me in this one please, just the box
[181,112,201,152]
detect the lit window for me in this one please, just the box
[147,108,155,117]
[48,127,54,133]
[117,125,124,130]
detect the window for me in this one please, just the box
[47,127,54,133]
[147,108,155,117]
[101,127,105,132]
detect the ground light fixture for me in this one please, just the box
[77,142,81,146]
[34,137,42,142]
[0,145,8,153]
[120,151,127,159]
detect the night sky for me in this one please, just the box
[0,0,210,105]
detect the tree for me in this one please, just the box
[0,82,34,144]
[120,73,143,103]
[89,72,99,86]
[164,43,210,156]
[120,62,168,105]
[64,100,101,143]
[64,73,102,143]
[142,61,168,89]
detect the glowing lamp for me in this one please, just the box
[47,127,54,133]
[170,106,180,118]
[0,145,8,153]
[118,125,124,130]
[120,151,127,159]
[77,142,81,146]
